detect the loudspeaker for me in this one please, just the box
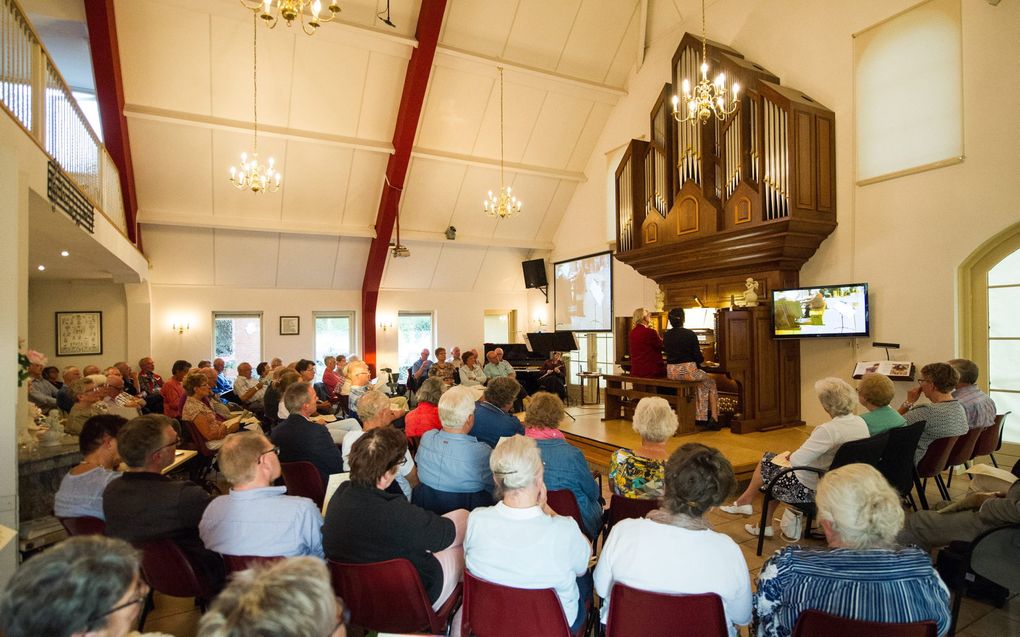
[522,259,547,289]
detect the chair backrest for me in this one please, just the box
[830,431,889,470]
[135,538,217,600]
[546,489,586,536]
[462,570,574,637]
[59,516,106,536]
[410,482,493,515]
[327,558,444,634]
[406,434,422,457]
[181,419,217,458]
[876,422,926,496]
[792,609,936,637]
[915,435,960,479]
[280,461,326,509]
[944,426,985,468]
[970,523,1020,592]
[605,583,728,637]
[604,494,660,537]
[336,394,351,418]
[972,412,1010,459]
[222,554,284,573]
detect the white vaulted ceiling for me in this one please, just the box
[111,0,644,289]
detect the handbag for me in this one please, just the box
[777,507,804,543]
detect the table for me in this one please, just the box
[577,372,602,406]
[164,449,197,474]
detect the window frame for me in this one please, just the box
[210,311,264,381]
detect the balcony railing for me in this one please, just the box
[1,0,129,240]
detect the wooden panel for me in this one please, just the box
[780,341,803,424]
[795,111,814,209]
[735,196,751,224]
[816,117,833,212]
[643,222,658,244]
[753,308,779,415]
[676,196,699,234]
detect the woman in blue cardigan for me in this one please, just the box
[523,392,602,539]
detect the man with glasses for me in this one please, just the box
[104,414,224,588]
[200,431,324,558]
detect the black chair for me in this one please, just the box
[756,432,889,556]
[937,523,1020,635]
[411,482,493,515]
[876,422,926,509]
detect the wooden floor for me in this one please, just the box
[559,403,811,481]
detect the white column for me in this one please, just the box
[124,280,152,368]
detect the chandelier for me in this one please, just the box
[483,67,522,219]
[671,0,740,125]
[230,14,282,194]
[240,0,341,36]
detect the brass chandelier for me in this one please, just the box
[229,14,282,194]
[671,0,740,125]
[483,67,522,219]
[240,0,341,36]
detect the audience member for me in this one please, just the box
[200,431,324,558]
[233,361,267,411]
[628,307,665,379]
[948,358,997,430]
[82,364,101,377]
[136,356,164,413]
[26,350,59,410]
[104,414,223,586]
[722,378,869,538]
[54,414,127,520]
[56,365,81,412]
[43,365,62,388]
[755,464,950,635]
[664,307,717,425]
[342,389,417,499]
[257,361,272,383]
[415,385,494,497]
[458,350,488,390]
[197,557,347,637]
[472,376,525,448]
[323,427,466,610]
[272,382,343,487]
[160,359,191,419]
[103,374,145,420]
[898,362,968,464]
[347,361,373,415]
[608,396,678,499]
[450,346,463,369]
[63,376,106,436]
[198,366,234,409]
[523,392,602,539]
[322,355,342,396]
[212,358,233,395]
[405,377,445,437]
[857,373,905,435]
[0,536,151,637]
[483,348,516,381]
[267,369,301,421]
[182,372,237,449]
[411,348,433,386]
[428,347,456,385]
[198,360,212,369]
[537,351,567,399]
[595,444,750,633]
[466,435,591,633]
[900,472,1020,550]
[113,361,138,396]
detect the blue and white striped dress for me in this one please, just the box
[754,546,951,637]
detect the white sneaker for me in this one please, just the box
[745,524,774,538]
[719,502,754,516]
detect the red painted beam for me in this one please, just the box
[361,0,447,371]
[84,0,140,247]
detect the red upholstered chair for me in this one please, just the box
[971,412,1010,467]
[280,461,326,509]
[604,583,728,637]
[913,435,959,510]
[327,558,460,635]
[461,569,586,637]
[942,426,985,489]
[59,516,106,536]
[222,554,284,573]
[134,539,218,607]
[546,489,590,541]
[181,420,217,483]
[604,494,660,538]
[792,610,937,637]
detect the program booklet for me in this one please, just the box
[852,360,915,380]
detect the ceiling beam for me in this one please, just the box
[361,0,448,372]
[84,0,139,246]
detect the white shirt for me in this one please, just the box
[789,413,869,490]
[341,430,415,500]
[466,502,590,623]
[234,375,266,404]
[593,518,752,633]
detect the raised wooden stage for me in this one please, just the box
[557,404,811,482]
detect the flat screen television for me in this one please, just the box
[554,251,613,332]
[771,283,870,339]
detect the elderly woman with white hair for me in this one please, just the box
[721,378,869,538]
[465,435,592,634]
[754,464,951,636]
[608,396,679,499]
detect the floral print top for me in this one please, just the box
[608,448,665,499]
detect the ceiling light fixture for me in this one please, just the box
[60,250,69,257]
[229,13,282,195]
[671,0,740,125]
[483,67,522,219]
[241,0,341,36]
[377,0,395,28]
[37,265,45,271]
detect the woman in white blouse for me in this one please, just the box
[54,414,127,520]
[458,351,488,399]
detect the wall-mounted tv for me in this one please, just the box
[772,283,869,339]
[554,251,613,332]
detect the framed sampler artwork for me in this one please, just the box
[280,316,300,336]
[55,311,103,356]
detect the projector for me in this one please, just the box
[390,244,411,258]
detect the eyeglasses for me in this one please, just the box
[154,437,180,454]
[259,445,281,460]
[84,581,150,631]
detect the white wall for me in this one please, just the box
[553,0,1020,426]
[27,279,129,370]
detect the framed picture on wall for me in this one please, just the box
[55,311,103,356]
[280,316,300,336]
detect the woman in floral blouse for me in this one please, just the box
[608,397,678,499]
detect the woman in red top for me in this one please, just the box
[405,377,445,438]
[629,308,665,378]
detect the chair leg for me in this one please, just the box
[934,474,951,502]
[947,466,954,490]
[913,473,930,511]
[756,494,771,557]
[990,453,998,468]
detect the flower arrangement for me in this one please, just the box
[17,340,47,387]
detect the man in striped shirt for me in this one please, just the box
[949,358,997,429]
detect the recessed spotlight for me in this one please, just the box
[60,250,69,257]
[37,265,45,271]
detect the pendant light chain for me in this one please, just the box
[253,12,258,153]
[499,66,505,185]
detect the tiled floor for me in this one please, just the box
[144,455,1020,637]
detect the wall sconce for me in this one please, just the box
[533,312,548,329]
[171,320,190,334]
[378,320,394,332]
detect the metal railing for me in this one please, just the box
[0,0,129,239]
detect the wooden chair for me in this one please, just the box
[603,494,660,538]
[792,610,936,636]
[280,461,326,509]
[876,421,926,509]
[913,435,959,510]
[327,558,460,635]
[462,570,587,637]
[222,554,284,573]
[971,412,1010,468]
[58,516,106,536]
[605,583,727,637]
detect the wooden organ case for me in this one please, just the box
[614,34,837,433]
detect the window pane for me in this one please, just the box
[989,288,1020,338]
[398,313,434,371]
[315,314,354,381]
[988,248,1020,286]
[213,314,261,381]
[989,340,1020,390]
[991,392,1020,444]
